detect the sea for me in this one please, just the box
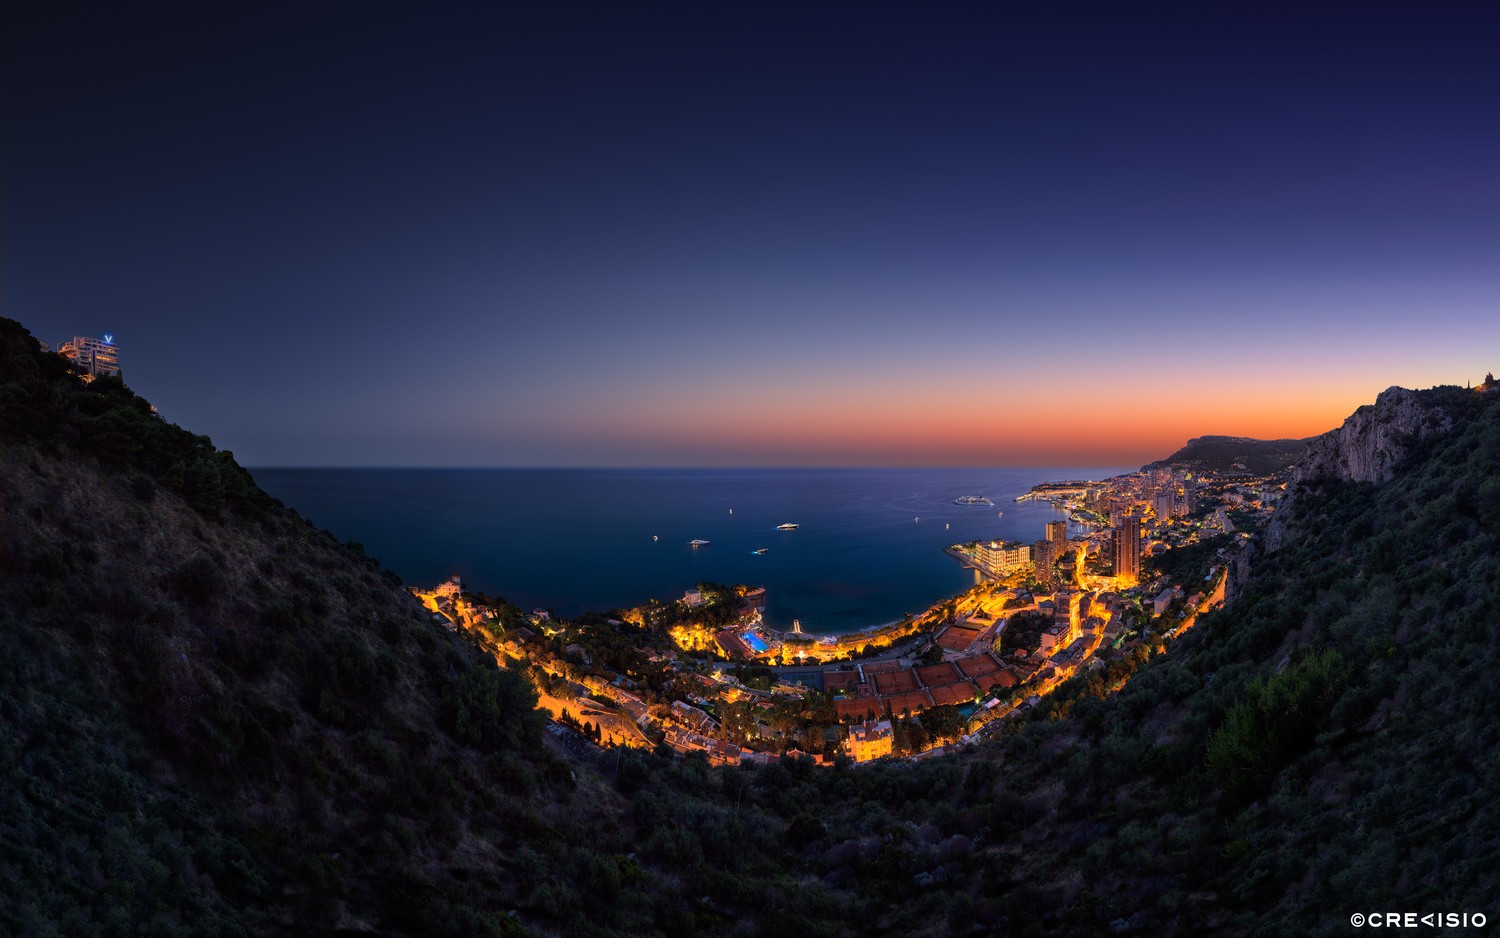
[251,467,1128,634]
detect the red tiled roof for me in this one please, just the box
[715,630,752,657]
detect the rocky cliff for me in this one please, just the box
[1261,384,1471,553]
[1292,386,1457,485]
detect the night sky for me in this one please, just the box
[6,2,1499,466]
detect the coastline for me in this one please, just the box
[255,466,1128,634]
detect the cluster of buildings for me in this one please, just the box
[41,333,121,379]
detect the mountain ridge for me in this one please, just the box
[1142,434,1310,475]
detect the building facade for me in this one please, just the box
[1111,516,1141,583]
[846,720,894,762]
[1045,519,1068,551]
[1033,538,1057,588]
[57,335,121,378]
[978,540,1032,574]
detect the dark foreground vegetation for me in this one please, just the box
[3,317,1498,936]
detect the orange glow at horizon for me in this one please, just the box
[504,375,1377,466]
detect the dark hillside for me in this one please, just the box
[0,320,562,933]
[1144,435,1308,475]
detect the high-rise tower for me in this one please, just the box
[1111,516,1141,584]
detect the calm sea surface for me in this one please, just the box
[251,468,1127,634]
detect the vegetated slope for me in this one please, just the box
[1144,435,1308,475]
[0,319,855,938]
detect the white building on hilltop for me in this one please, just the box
[57,334,121,378]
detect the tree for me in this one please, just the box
[920,705,967,744]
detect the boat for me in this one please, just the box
[752,548,768,555]
[689,538,710,547]
[652,535,658,542]
[776,522,799,531]
[953,495,994,506]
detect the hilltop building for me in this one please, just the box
[433,575,462,599]
[57,335,120,378]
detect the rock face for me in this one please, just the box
[1292,386,1456,485]
[1261,386,1458,554]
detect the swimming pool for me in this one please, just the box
[743,632,770,653]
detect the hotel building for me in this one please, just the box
[977,541,1032,574]
[57,335,121,378]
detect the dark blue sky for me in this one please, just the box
[7,2,1499,465]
